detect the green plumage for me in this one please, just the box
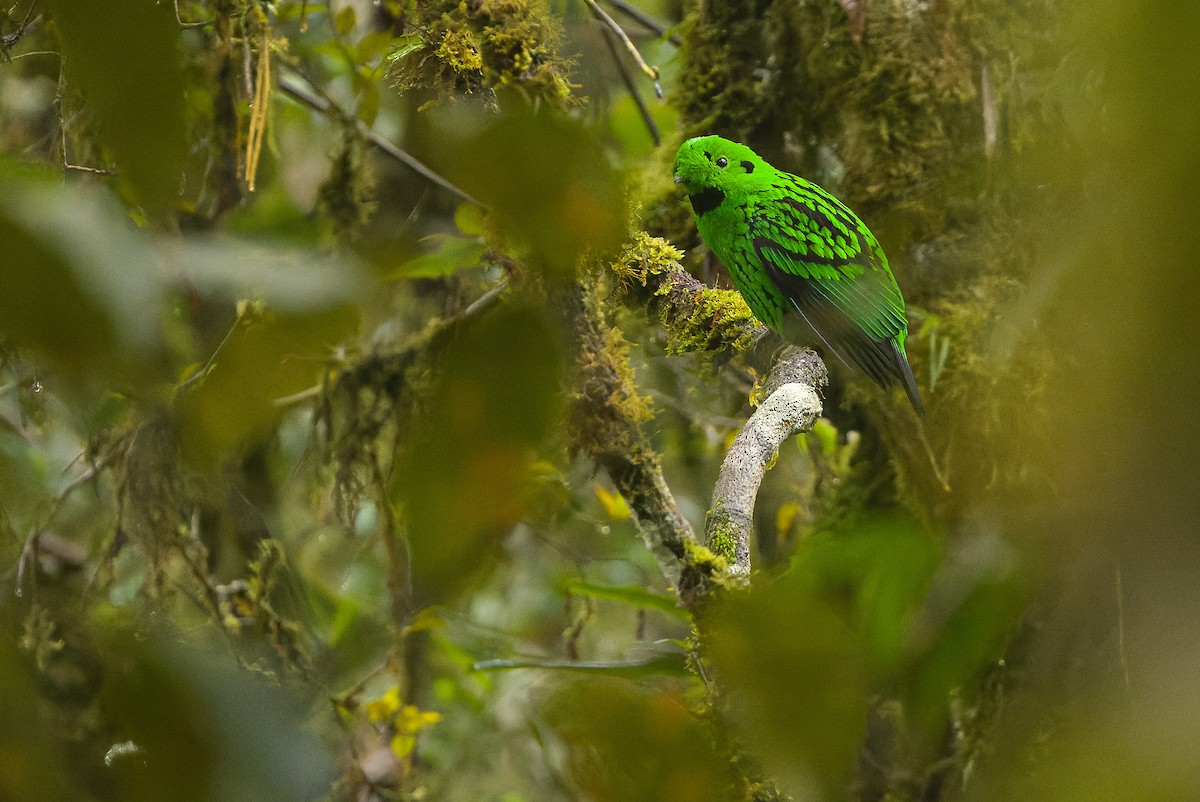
[673,135,924,414]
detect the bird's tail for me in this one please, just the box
[892,339,925,416]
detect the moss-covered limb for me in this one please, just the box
[611,232,765,355]
[705,347,826,573]
[557,270,695,587]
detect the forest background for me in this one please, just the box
[1,0,1198,800]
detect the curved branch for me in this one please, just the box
[705,346,826,573]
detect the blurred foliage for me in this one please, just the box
[0,0,1197,801]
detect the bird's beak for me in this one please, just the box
[673,173,683,185]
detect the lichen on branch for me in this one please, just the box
[706,346,827,573]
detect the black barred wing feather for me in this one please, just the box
[749,176,924,413]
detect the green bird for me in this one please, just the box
[673,135,924,415]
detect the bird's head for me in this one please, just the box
[672,135,768,199]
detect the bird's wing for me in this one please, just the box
[746,176,917,401]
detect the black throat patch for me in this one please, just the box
[688,186,725,215]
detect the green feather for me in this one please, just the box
[673,135,924,415]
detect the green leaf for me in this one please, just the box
[356,80,381,128]
[541,679,734,802]
[0,420,50,536]
[96,631,335,800]
[394,306,564,605]
[381,235,486,280]
[273,3,329,22]
[562,579,690,622]
[436,106,627,274]
[0,176,163,384]
[706,575,869,795]
[453,202,487,237]
[386,34,425,65]
[165,236,366,310]
[356,30,396,63]
[333,5,356,35]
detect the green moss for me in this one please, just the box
[663,280,758,355]
[674,0,782,139]
[567,269,656,461]
[389,0,577,107]
[610,231,683,286]
[610,233,760,355]
[676,538,731,605]
[573,318,655,457]
[880,274,1055,519]
[435,27,484,74]
[317,129,377,242]
[704,509,738,562]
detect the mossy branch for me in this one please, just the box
[558,271,694,587]
[706,346,826,573]
[611,232,765,354]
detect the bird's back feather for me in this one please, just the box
[674,135,925,414]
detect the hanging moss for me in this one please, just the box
[317,129,378,242]
[389,0,577,107]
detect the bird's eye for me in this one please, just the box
[716,156,728,168]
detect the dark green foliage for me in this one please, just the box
[395,304,564,607]
[438,106,628,273]
[543,677,739,801]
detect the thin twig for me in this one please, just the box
[273,282,508,409]
[55,62,115,175]
[277,69,485,208]
[174,0,212,28]
[179,312,240,392]
[7,49,55,60]
[14,432,130,597]
[0,2,38,53]
[583,0,663,98]
[62,130,114,174]
[603,0,682,47]
[273,384,324,409]
[599,26,660,146]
